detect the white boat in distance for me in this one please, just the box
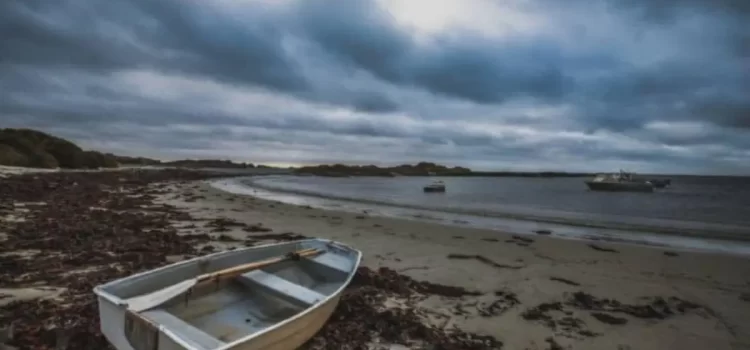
[585,170,654,193]
[93,239,362,350]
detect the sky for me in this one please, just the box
[1,0,748,174]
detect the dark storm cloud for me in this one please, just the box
[606,0,750,24]
[0,0,397,112]
[297,0,570,104]
[575,60,750,132]
[0,0,748,173]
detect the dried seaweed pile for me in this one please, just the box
[521,290,707,338]
[1,170,503,350]
[566,291,703,319]
[304,267,502,350]
[0,169,228,350]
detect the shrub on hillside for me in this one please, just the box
[0,128,119,169]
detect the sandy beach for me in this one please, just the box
[2,169,750,349]
[187,180,750,350]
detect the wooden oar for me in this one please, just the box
[127,248,322,312]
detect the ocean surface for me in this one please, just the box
[211,175,750,255]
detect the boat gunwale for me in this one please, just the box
[92,238,363,350]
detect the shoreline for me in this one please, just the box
[2,169,750,349]
[213,177,750,255]
[198,177,750,349]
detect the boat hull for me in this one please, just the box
[94,239,361,350]
[423,186,445,193]
[649,179,671,188]
[585,181,654,193]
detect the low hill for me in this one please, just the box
[161,159,254,169]
[108,154,162,166]
[0,128,118,169]
[295,162,472,177]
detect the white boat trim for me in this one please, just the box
[92,238,363,350]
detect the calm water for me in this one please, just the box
[247,176,750,235]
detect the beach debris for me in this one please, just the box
[522,291,706,338]
[244,232,308,242]
[451,235,465,239]
[512,235,534,244]
[590,312,628,325]
[505,235,534,247]
[304,267,501,350]
[353,267,481,298]
[522,302,563,323]
[398,266,429,273]
[481,238,500,242]
[586,244,619,253]
[545,337,565,350]
[740,293,750,302]
[534,229,553,235]
[663,251,679,257]
[0,322,14,343]
[181,232,213,241]
[566,291,703,319]
[447,254,524,270]
[242,224,273,233]
[476,290,520,317]
[215,234,241,242]
[182,194,206,202]
[521,302,591,338]
[205,217,246,232]
[549,277,581,287]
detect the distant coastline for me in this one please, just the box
[2,128,745,178]
[0,128,276,170]
[294,162,594,178]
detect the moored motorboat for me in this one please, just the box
[423,180,446,193]
[648,179,672,188]
[585,171,654,193]
[93,239,361,350]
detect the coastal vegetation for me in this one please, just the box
[0,128,254,170]
[0,128,118,169]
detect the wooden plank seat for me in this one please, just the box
[140,310,226,350]
[237,270,326,306]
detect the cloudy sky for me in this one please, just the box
[1,0,748,174]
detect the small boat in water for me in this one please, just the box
[423,180,446,193]
[94,239,361,350]
[648,179,672,188]
[585,171,654,193]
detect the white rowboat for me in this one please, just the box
[93,239,362,350]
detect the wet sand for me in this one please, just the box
[1,169,749,349]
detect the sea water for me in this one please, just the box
[210,175,750,255]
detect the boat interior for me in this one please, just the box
[97,240,358,350]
